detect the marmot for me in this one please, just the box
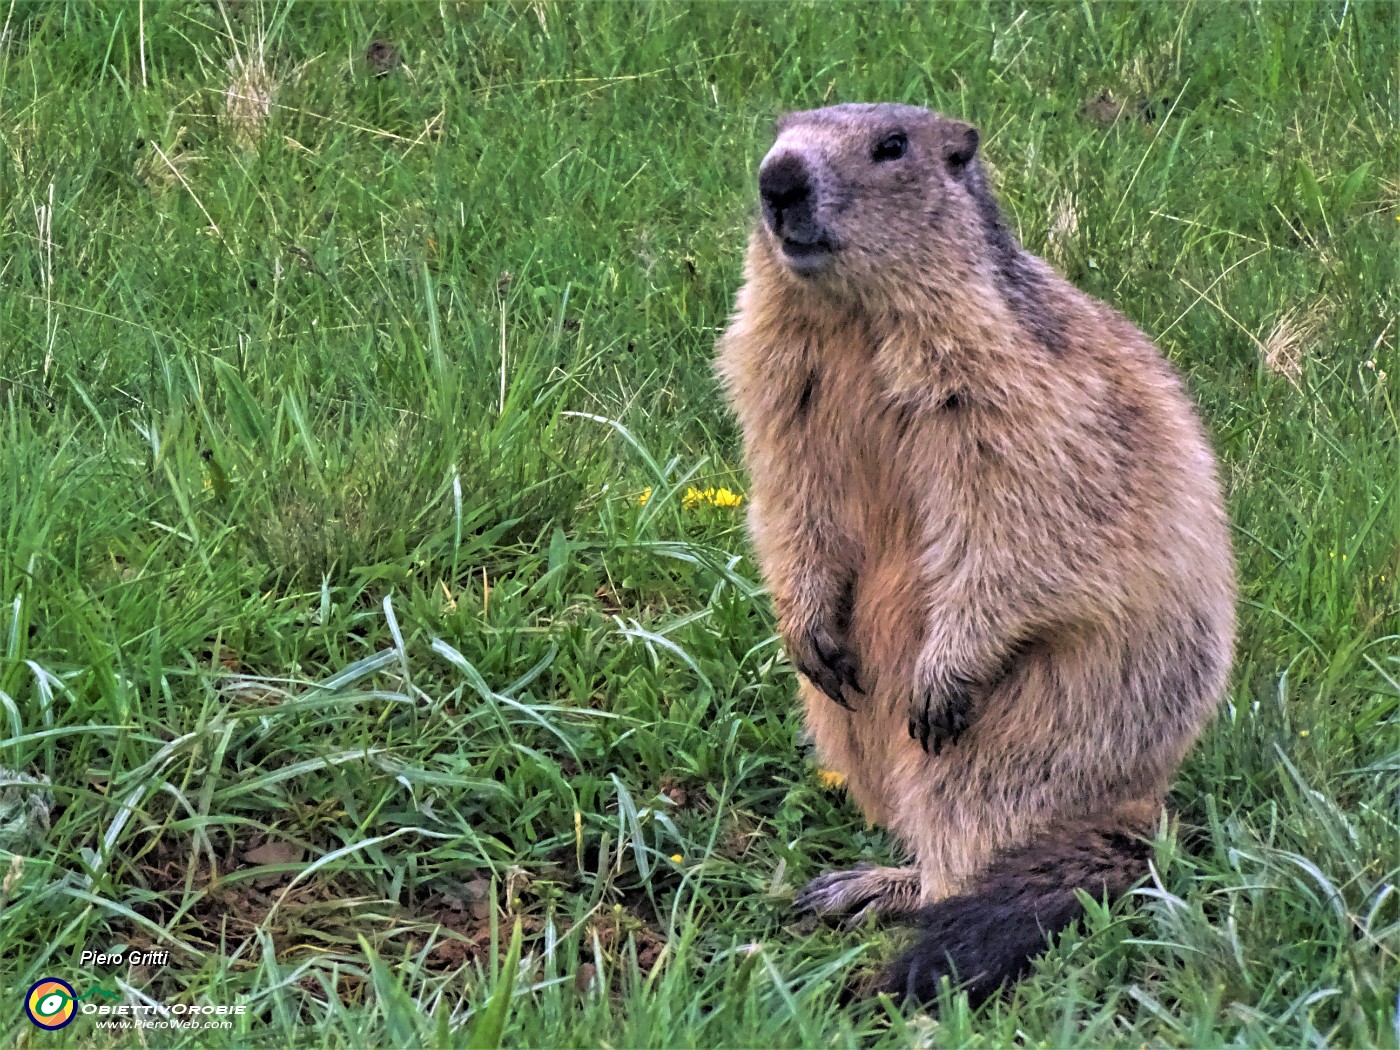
[715,103,1236,1003]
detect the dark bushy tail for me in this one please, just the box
[879,815,1153,1005]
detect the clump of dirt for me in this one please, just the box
[593,584,623,615]
[409,880,500,968]
[586,901,667,974]
[1081,90,1173,127]
[365,40,402,77]
[117,826,674,1011]
[127,831,381,967]
[658,773,703,810]
[121,832,540,978]
[716,812,764,861]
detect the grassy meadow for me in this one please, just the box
[1,1,1398,1046]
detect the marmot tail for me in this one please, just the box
[880,814,1153,1004]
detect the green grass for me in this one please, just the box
[1,1,1397,1046]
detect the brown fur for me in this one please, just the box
[715,104,1236,1000]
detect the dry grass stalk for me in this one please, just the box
[1262,301,1330,388]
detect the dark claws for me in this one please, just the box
[796,658,856,709]
[910,675,975,755]
[802,668,854,709]
[796,627,863,709]
[792,863,883,917]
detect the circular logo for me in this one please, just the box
[25,979,78,1030]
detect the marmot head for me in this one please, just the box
[754,103,1013,303]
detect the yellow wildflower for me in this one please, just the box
[638,487,652,505]
[682,486,746,510]
[816,769,847,791]
[670,853,684,864]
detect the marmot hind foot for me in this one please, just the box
[794,864,923,926]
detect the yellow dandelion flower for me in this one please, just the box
[816,769,847,791]
[638,487,652,505]
[670,853,684,864]
[680,485,745,510]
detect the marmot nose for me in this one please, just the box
[759,153,813,236]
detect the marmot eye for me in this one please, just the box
[872,131,908,162]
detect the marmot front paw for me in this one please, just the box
[791,624,864,710]
[907,672,976,754]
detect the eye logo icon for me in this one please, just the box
[26,978,78,1029]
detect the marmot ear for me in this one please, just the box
[945,123,980,172]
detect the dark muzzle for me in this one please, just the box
[759,153,820,244]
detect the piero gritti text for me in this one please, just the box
[80,949,171,967]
